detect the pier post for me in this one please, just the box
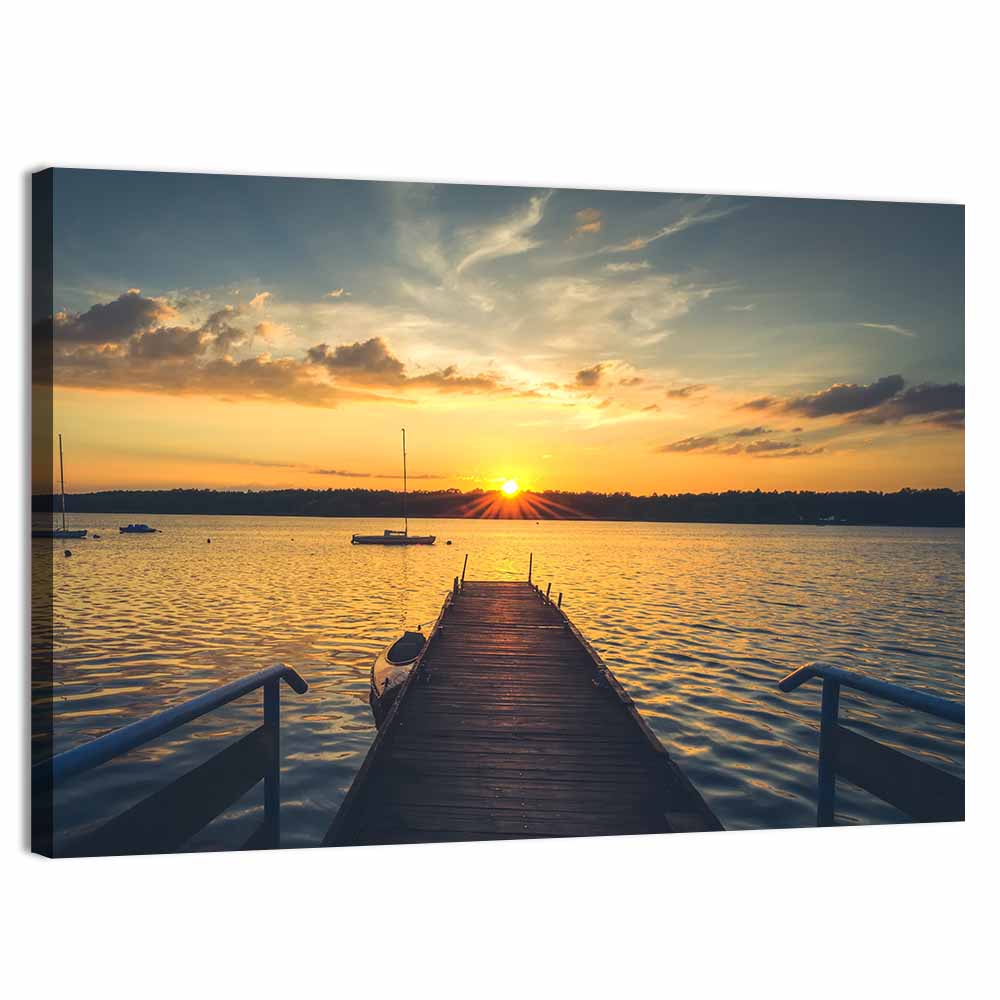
[545,582,551,603]
[453,576,460,598]
[558,592,562,608]
[528,552,533,584]
[461,554,468,586]
[263,679,280,847]
[816,677,841,826]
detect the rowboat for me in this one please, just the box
[350,428,436,546]
[32,434,88,539]
[370,630,426,727]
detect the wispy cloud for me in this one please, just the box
[605,261,651,272]
[859,321,915,338]
[666,383,709,399]
[572,208,602,237]
[601,196,737,254]
[657,435,720,453]
[314,468,443,479]
[657,430,824,460]
[455,192,552,274]
[728,425,774,437]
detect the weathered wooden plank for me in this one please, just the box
[325,581,721,846]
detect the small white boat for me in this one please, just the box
[119,523,158,534]
[370,630,426,726]
[350,429,436,546]
[32,434,88,539]
[352,529,436,546]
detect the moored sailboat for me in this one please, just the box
[351,429,436,545]
[32,434,87,539]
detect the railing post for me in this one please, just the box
[558,592,562,608]
[263,679,280,847]
[528,552,533,584]
[461,554,468,586]
[453,575,459,598]
[816,677,841,826]
[545,582,551,603]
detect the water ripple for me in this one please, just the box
[34,516,964,849]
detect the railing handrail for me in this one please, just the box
[34,664,309,787]
[778,662,964,724]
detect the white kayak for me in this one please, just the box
[369,630,426,727]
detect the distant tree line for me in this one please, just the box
[32,487,964,527]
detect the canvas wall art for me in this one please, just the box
[31,169,964,856]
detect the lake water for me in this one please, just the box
[32,515,965,851]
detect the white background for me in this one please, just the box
[3,3,996,997]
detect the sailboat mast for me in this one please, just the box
[402,427,408,535]
[58,433,67,532]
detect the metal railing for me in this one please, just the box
[778,663,964,826]
[34,664,308,854]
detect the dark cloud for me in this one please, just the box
[853,382,964,428]
[129,326,208,359]
[575,362,610,388]
[406,366,504,393]
[754,447,825,459]
[728,426,774,437]
[666,383,708,399]
[737,395,777,411]
[783,374,904,417]
[201,306,248,352]
[619,375,644,387]
[48,293,508,407]
[308,338,504,393]
[739,375,963,431]
[53,291,178,345]
[657,435,720,453]
[51,341,394,409]
[307,337,406,379]
[745,439,801,454]
[53,294,252,363]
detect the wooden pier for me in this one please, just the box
[325,580,722,846]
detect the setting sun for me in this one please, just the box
[501,479,520,496]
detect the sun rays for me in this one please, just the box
[456,489,582,519]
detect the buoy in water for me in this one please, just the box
[207,538,211,544]
[64,549,71,557]
[93,533,101,539]
[446,540,452,545]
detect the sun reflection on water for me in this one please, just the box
[34,514,964,850]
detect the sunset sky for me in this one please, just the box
[40,169,964,494]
